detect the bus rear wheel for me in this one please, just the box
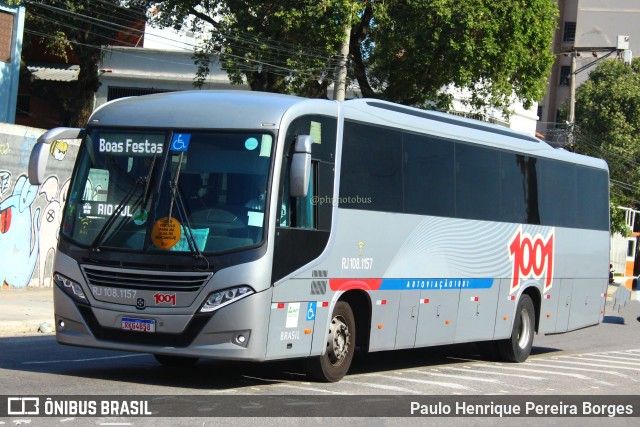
[306,301,355,382]
[153,354,199,367]
[497,294,535,362]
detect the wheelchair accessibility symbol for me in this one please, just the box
[170,133,191,152]
[306,302,316,321]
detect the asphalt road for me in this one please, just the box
[1,300,639,426]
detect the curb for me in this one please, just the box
[0,319,56,337]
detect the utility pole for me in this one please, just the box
[568,51,577,126]
[567,35,630,127]
[333,23,351,101]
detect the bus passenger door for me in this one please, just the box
[414,288,461,347]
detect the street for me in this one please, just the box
[0,299,639,425]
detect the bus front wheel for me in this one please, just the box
[306,301,356,382]
[497,294,535,362]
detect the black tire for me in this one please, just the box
[306,301,356,382]
[153,354,199,367]
[497,294,535,362]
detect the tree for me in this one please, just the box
[152,0,352,98]
[152,0,558,112]
[352,0,557,111]
[573,57,640,236]
[13,0,149,127]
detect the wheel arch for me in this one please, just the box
[338,290,372,353]
[521,285,542,333]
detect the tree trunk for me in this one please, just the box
[66,47,102,127]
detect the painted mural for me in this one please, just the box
[0,124,77,288]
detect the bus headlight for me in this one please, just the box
[199,286,254,313]
[53,273,89,304]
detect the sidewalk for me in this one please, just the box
[0,286,55,337]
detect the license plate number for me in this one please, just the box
[121,317,155,333]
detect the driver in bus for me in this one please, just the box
[245,176,266,211]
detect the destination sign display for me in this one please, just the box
[96,133,165,156]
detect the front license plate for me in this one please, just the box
[121,317,155,333]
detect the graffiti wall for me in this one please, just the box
[0,123,78,288]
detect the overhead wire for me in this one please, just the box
[23,0,343,81]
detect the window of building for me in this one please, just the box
[16,95,30,116]
[559,66,571,86]
[563,22,576,43]
[627,239,636,258]
[107,86,174,101]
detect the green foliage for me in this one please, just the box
[152,0,557,109]
[573,57,640,236]
[611,204,631,237]
[355,0,558,111]
[153,0,354,97]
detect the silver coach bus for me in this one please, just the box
[29,91,610,382]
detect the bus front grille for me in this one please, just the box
[76,305,212,347]
[81,265,212,292]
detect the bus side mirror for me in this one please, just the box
[290,135,312,198]
[29,127,82,185]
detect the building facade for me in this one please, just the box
[0,2,25,124]
[537,0,639,138]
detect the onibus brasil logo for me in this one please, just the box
[508,226,554,294]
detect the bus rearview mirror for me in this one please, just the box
[290,135,312,198]
[28,127,82,185]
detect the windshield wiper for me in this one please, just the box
[167,153,210,269]
[91,151,159,252]
[91,176,146,252]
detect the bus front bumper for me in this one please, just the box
[53,284,273,361]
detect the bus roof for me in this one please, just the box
[342,98,608,171]
[88,90,607,171]
[89,90,311,130]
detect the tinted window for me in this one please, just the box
[456,143,500,221]
[341,121,402,212]
[404,132,454,217]
[576,167,609,230]
[500,153,528,224]
[500,154,541,224]
[538,159,577,227]
[338,121,607,231]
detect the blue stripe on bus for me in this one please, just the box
[379,278,494,291]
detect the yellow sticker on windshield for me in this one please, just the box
[151,217,182,250]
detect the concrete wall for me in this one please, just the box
[0,123,78,288]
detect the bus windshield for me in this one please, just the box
[62,129,274,254]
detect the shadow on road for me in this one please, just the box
[0,335,564,391]
[602,315,626,325]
